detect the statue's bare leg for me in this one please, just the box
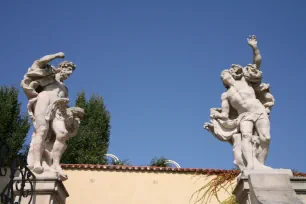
[43,140,54,167]
[32,93,50,174]
[232,133,246,170]
[27,133,35,169]
[255,118,271,164]
[240,120,254,169]
[51,119,68,179]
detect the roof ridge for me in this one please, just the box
[60,164,236,175]
[60,164,306,177]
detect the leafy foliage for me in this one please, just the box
[0,86,30,162]
[291,168,299,175]
[221,195,238,204]
[292,170,306,177]
[191,170,239,204]
[110,159,131,166]
[150,156,169,167]
[61,91,111,164]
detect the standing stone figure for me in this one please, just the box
[21,53,84,180]
[204,35,275,170]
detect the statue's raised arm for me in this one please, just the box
[247,35,262,69]
[21,52,65,100]
[36,52,65,68]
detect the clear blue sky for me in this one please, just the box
[1,0,306,171]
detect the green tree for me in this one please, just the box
[150,156,169,167]
[61,91,111,164]
[0,86,30,159]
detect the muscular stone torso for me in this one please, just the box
[43,80,68,103]
[226,78,265,114]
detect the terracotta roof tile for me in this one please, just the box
[60,164,306,177]
[60,164,228,175]
[63,164,306,177]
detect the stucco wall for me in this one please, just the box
[63,169,235,204]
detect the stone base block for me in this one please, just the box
[233,169,306,204]
[241,168,293,178]
[14,177,69,204]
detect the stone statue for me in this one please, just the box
[204,35,275,170]
[21,53,84,180]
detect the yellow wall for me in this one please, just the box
[63,169,235,204]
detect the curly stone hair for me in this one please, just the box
[220,64,244,89]
[58,61,76,70]
[228,64,243,80]
[69,107,85,119]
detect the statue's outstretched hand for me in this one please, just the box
[204,122,214,132]
[247,35,258,49]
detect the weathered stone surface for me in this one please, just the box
[291,177,306,203]
[14,177,69,204]
[249,173,303,204]
[204,35,274,171]
[234,170,306,204]
[21,53,84,180]
[241,169,293,178]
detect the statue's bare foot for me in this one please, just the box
[51,164,62,171]
[51,165,68,181]
[246,164,254,170]
[259,163,272,170]
[33,165,44,174]
[252,158,272,170]
[58,172,68,181]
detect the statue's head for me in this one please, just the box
[70,107,85,120]
[220,64,243,89]
[57,61,76,81]
[243,64,262,83]
[228,64,243,80]
[66,107,85,125]
[221,70,234,88]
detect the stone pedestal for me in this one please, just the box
[13,176,69,204]
[233,169,306,204]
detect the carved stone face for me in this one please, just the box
[221,70,234,86]
[59,67,74,81]
[57,61,76,81]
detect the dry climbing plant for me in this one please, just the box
[190,170,240,204]
[191,170,306,204]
